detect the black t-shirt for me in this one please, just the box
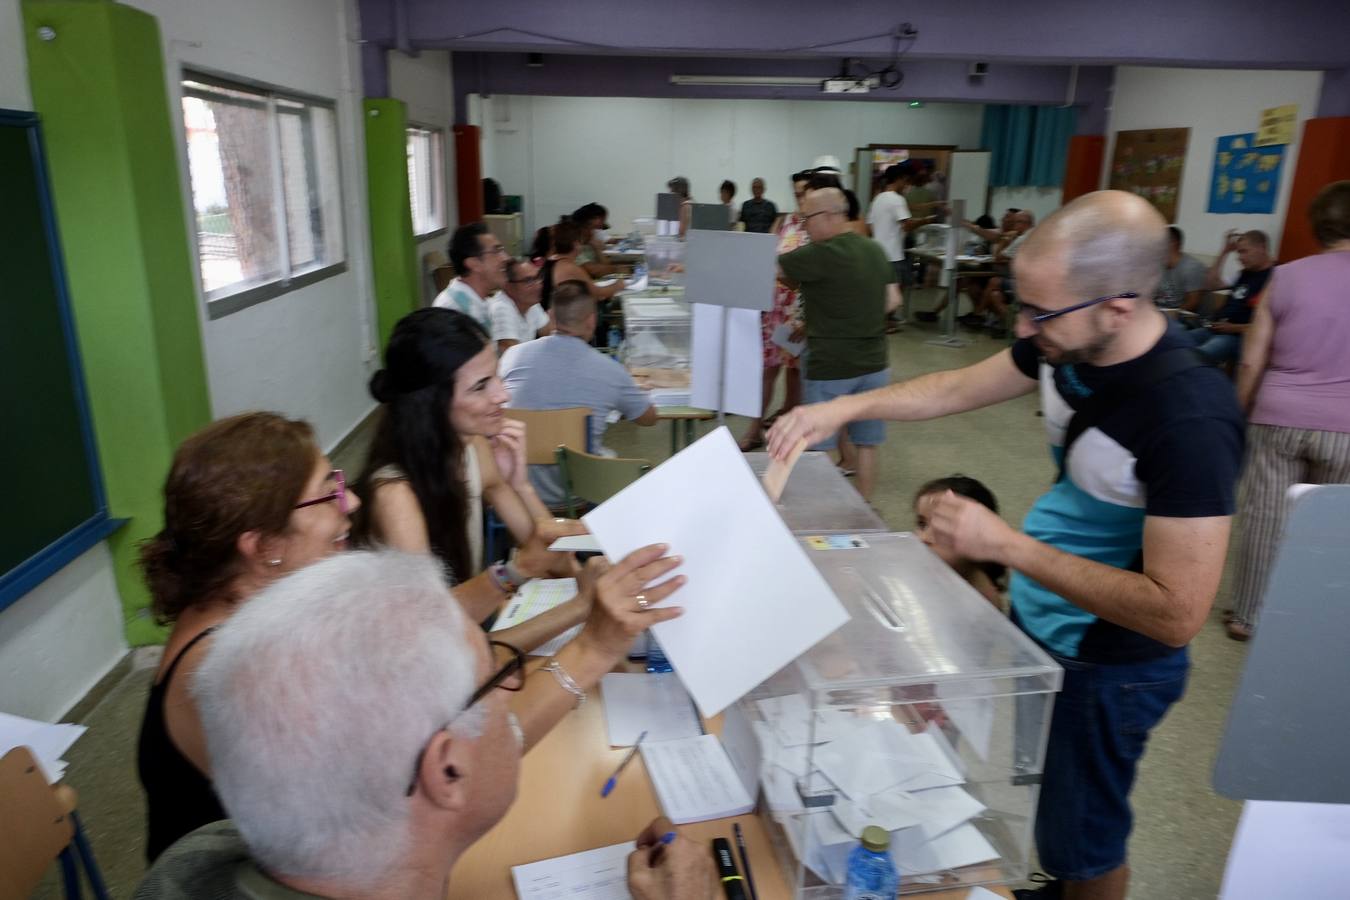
[1007,323,1246,661]
[1217,267,1273,324]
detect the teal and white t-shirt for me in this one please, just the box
[432,277,490,329]
[1009,324,1244,662]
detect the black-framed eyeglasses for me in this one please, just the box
[293,470,348,514]
[509,275,542,286]
[404,640,526,796]
[1019,292,1139,325]
[801,210,837,221]
[477,245,509,258]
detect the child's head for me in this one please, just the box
[913,475,1005,584]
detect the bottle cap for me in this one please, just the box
[861,825,889,852]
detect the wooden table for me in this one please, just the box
[656,405,715,455]
[448,675,1013,899]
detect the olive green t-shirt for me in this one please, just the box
[779,231,895,381]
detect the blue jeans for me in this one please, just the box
[1035,648,1189,880]
[1190,329,1241,364]
[801,366,890,448]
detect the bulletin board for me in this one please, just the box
[1107,128,1190,223]
[1207,133,1285,215]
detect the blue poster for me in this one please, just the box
[1208,133,1284,214]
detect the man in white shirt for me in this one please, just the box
[488,258,551,354]
[432,223,507,329]
[866,163,915,284]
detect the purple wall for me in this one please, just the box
[449,52,1112,128]
[361,0,1350,70]
[1318,69,1350,118]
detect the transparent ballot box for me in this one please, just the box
[743,451,887,534]
[643,235,685,286]
[622,292,692,407]
[734,533,1061,896]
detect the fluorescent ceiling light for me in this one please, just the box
[670,75,821,87]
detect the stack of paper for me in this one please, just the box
[0,711,86,782]
[640,733,755,824]
[511,841,634,899]
[490,578,581,657]
[751,698,998,881]
[600,673,704,746]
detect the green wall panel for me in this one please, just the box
[23,0,211,644]
[364,98,421,351]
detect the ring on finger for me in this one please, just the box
[635,594,649,611]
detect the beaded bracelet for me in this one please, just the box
[543,659,587,708]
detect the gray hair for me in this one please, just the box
[805,186,848,216]
[1016,190,1166,301]
[192,550,483,887]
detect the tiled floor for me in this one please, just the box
[35,304,1246,898]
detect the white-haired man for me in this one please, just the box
[769,191,1244,900]
[135,550,713,900]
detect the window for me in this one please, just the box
[181,74,346,315]
[406,125,446,237]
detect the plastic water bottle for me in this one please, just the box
[606,324,623,351]
[645,634,674,673]
[843,826,899,900]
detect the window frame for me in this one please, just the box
[179,70,348,320]
[406,122,448,241]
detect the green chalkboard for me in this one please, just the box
[0,111,112,608]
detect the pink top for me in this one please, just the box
[1250,251,1350,434]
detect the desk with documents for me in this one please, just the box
[447,659,1014,900]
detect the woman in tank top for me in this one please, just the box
[352,308,680,751]
[136,412,358,861]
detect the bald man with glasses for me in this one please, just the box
[770,190,1244,900]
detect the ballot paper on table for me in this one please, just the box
[511,840,634,900]
[640,733,756,824]
[600,673,703,746]
[583,426,849,718]
[0,711,86,783]
[490,578,580,657]
[548,534,603,553]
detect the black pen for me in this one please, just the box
[712,837,748,900]
[733,823,759,900]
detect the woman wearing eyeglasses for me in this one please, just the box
[136,412,358,862]
[354,307,684,749]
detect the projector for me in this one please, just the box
[821,76,879,94]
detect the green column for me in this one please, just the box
[23,0,211,645]
[363,98,421,350]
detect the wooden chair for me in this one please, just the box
[503,407,591,464]
[0,747,109,900]
[555,446,651,518]
[483,408,592,559]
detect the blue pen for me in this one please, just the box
[601,730,648,798]
[661,831,677,845]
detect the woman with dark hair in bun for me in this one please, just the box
[352,307,686,750]
[136,412,357,862]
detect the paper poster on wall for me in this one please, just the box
[1256,105,1299,147]
[1208,134,1284,215]
[1107,128,1189,223]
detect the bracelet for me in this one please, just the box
[543,659,587,708]
[489,561,528,595]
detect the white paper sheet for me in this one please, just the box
[511,840,634,900]
[490,578,581,657]
[813,720,965,800]
[966,888,1005,900]
[1220,800,1350,899]
[549,534,603,553]
[0,711,86,783]
[583,427,849,718]
[943,697,995,763]
[639,733,756,824]
[600,673,703,747]
[770,322,806,357]
[690,304,763,418]
[893,823,999,876]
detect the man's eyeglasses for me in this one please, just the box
[293,470,348,515]
[509,275,542,286]
[1019,292,1139,325]
[801,210,837,222]
[477,245,509,258]
[404,640,526,796]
